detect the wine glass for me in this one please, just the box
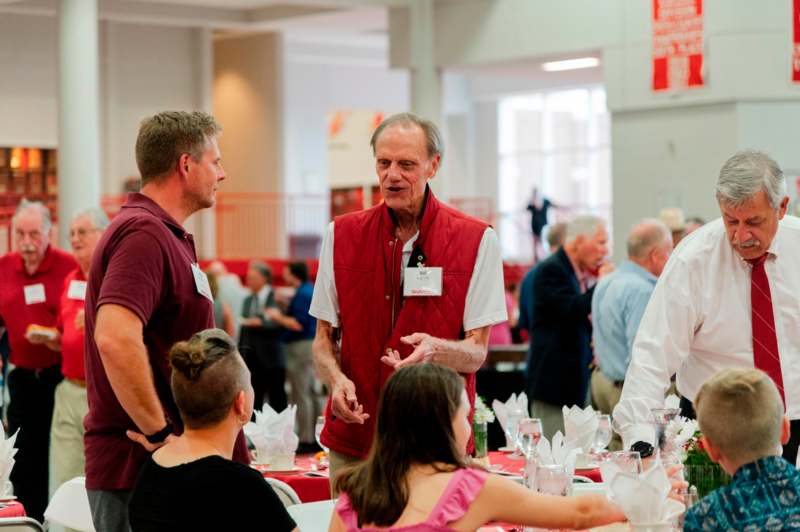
[516,418,543,459]
[607,450,643,474]
[315,416,329,454]
[592,414,612,453]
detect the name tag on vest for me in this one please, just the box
[23,283,46,305]
[403,267,442,297]
[67,280,87,301]
[191,263,213,302]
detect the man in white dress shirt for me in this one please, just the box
[614,150,800,464]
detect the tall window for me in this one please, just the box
[497,86,610,262]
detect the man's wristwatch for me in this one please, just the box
[145,423,173,444]
[631,440,654,458]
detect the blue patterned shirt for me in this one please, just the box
[684,456,800,531]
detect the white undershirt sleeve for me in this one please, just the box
[463,228,508,332]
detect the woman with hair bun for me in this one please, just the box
[128,328,297,531]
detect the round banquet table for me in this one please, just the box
[0,501,26,519]
[258,454,331,503]
[256,452,602,505]
[487,451,603,483]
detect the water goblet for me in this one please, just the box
[592,414,612,453]
[516,418,543,459]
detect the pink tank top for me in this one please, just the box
[335,468,488,532]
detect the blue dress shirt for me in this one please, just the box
[684,456,800,530]
[591,261,656,382]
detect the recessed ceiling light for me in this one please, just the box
[541,57,600,72]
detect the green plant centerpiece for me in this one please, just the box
[683,431,732,499]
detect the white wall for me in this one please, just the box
[0,14,207,196]
[390,0,800,261]
[282,37,409,196]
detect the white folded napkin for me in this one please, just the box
[606,458,682,525]
[664,394,681,410]
[492,393,528,447]
[562,405,598,452]
[0,427,18,496]
[535,431,580,473]
[244,404,299,465]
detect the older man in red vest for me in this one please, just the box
[310,113,507,479]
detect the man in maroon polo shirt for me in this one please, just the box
[0,199,77,522]
[83,111,246,532]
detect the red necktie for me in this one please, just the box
[749,255,786,403]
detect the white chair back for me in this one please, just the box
[286,500,335,532]
[0,517,45,531]
[43,477,96,532]
[265,478,301,507]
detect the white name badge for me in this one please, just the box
[403,267,443,297]
[23,283,46,305]
[191,263,213,302]
[67,280,87,301]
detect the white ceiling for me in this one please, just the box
[0,0,394,34]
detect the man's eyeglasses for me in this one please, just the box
[70,228,99,239]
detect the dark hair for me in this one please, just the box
[135,111,221,186]
[334,364,468,527]
[287,261,308,283]
[169,329,246,429]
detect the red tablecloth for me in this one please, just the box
[488,451,603,483]
[0,501,26,518]
[258,455,330,503]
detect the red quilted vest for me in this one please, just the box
[320,188,488,458]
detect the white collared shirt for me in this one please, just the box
[309,222,508,332]
[614,215,800,447]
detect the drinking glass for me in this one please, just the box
[651,408,681,451]
[516,418,543,459]
[505,409,525,456]
[607,450,643,474]
[315,416,329,453]
[592,414,612,453]
[535,463,571,496]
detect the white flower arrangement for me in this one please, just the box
[473,396,495,424]
[662,415,699,461]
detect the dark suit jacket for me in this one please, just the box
[238,289,285,370]
[526,247,594,407]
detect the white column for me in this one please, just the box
[58,0,101,247]
[185,28,217,259]
[408,0,446,199]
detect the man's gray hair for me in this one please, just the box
[12,198,52,233]
[716,150,787,209]
[72,207,110,231]
[565,215,606,242]
[370,112,444,160]
[627,219,671,259]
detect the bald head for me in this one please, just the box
[627,219,673,277]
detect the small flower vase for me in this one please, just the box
[684,463,731,499]
[473,421,488,459]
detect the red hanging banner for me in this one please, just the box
[793,0,800,82]
[652,0,704,91]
